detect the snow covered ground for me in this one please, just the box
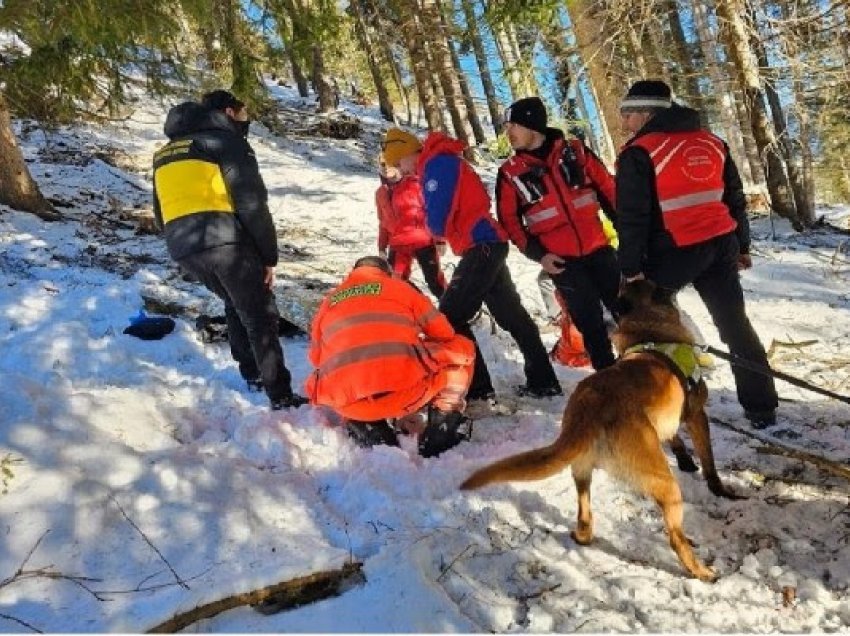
[1,82,849,632]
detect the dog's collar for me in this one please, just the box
[623,342,703,389]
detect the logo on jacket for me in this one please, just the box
[330,283,382,306]
[425,179,439,192]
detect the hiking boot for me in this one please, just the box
[466,387,496,402]
[246,378,264,393]
[347,419,400,448]
[270,393,309,410]
[745,408,777,429]
[516,383,563,398]
[418,408,473,458]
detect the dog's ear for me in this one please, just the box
[651,285,677,307]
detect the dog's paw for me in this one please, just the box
[675,454,699,473]
[693,565,719,583]
[570,528,593,546]
[708,479,747,500]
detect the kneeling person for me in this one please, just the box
[305,256,475,457]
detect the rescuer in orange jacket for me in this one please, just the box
[616,80,778,428]
[496,96,621,370]
[305,256,475,457]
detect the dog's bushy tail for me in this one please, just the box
[460,418,595,490]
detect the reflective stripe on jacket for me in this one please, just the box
[305,265,457,410]
[630,131,736,247]
[497,138,615,258]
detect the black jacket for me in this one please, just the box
[152,102,278,266]
[615,104,750,277]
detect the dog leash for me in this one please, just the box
[701,344,850,406]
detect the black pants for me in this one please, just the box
[646,233,778,412]
[178,244,292,402]
[550,246,621,370]
[438,242,559,396]
[388,244,446,298]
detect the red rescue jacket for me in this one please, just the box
[629,130,736,247]
[497,136,616,259]
[376,175,433,252]
[305,265,456,410]
[417,132,507,255]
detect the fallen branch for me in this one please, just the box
[108,494,189,590]
[0,612,43,633]
[146,561,363,633]
[766,338,818,360]
[755,446,850,481]
[711,418,850,481]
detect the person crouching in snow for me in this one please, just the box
[305,256,475,458]
[375,153,447,299]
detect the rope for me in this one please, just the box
[702,344,850,406]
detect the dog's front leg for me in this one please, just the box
[571,470,594,545]
[685,409,745,500]
[668,434,699,472]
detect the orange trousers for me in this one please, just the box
[337,333,474,422]
[550,291,591,368]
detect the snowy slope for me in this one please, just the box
[0,81,849,632]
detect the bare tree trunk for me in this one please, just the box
[566,0,627,152]
[505,24,540,95]
[690,0,759,185]
[436,0,486,143]
[399,2,444,130]
[492,24,522,99]
[0,95,59,220]
[286,45,310,97]
[540,18,573,119]
[461,0,502,134]
[350,0,396,122]
[663,0,704,117]
[715,0,802,229]
[418,0,472,143]
[311,45,337,113]
[746,4,812,224]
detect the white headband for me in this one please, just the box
[620,97,672,110]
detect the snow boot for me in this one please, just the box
[270,393,309,410]
[515,383,563,399]
[347,419,400,448]
[418,408,473,458]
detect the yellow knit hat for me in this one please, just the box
[382,128,422,167]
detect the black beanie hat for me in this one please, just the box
[201,89,245,112]
[620,80,672,111]
[504,97,548,135]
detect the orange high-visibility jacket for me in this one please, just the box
[305,265,457,410]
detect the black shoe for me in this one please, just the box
[270,393,309,410]
[745,408,777,429]
[347,419,400,448]
[466,387,496,402]
[516,383,563,398]
[246,378,264,393]
[418,409,473,458]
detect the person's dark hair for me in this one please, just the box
[354,255,392,274]
[201,89,245,112]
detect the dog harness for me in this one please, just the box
[623,342,704,390]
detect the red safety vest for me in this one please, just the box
[499,139,609,257]
[631,130,736,247]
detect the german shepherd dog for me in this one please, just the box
[461,280,740,581]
